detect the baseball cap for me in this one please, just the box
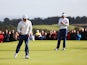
[23,15,28,19]
[62,12,66,16]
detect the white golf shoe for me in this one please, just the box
[55,48,59,51]
[14,53,18,58]
[25,55,29,59]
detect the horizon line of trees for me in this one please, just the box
[0,16,87,31]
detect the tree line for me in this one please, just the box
[0,16,87,31]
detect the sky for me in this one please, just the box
[0,0,87,20]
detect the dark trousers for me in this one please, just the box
[16,35,29,55]
[56,29,67,49]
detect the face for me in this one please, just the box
[23,18,27,22]
[62,15,65,18]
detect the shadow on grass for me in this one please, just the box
[0,58,25,60]
[0,47,87,52]
[70,47,87,50]
[0,50,23,51]
[0,49,55,51]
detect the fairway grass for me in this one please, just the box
[0,40,87,65]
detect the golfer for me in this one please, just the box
[56,13,69,50]
[14,15,32,59]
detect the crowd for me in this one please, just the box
[0,28,87,43]
[34,28,87,40]
[0,29,19,43]
[67,28,87,40]
[35,30,57,40]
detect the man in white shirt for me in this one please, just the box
[14,15,32,59]
[56,13,69,50]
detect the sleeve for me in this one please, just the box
[64,19,69,26]
[58,18,62,26]
[28,21,33,35]
[17,22,21,33]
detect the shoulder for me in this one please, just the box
[64,18,69,22]
[27,20,32,24]
[18,21,23,25]
[59,18,63,20]
[65,18,69,20]
[59,18,63,21]
[28,20,32,23]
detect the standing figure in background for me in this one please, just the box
[10,30,16,41]
[76,31,81,40]
[55,13,69,50]
[4,29,10,42]
[0,30,4,43]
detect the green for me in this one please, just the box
[0,40,87,65]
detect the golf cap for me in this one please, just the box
[62,12,66,16]
[23,15,28,19]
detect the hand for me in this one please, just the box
[61,21,65,25]
[27,33,32,37]
[27,34,30,37]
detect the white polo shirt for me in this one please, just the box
[17,20,32,35]
[58,18,69,29]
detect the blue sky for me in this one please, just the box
[0,0,87,20]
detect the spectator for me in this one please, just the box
[44,32,47,40]
[49,30,53,40]
[79,28,85,40]
[4,29,10,42]
[35,30,42,40]
[52,30,57,40]
[67,31,70,40]
[8,31,12,42]
[76,31,81,40]
[0,30,4,43]
[10,30,16,41]
[46,32,50,40]
[70,30,76,40]
[84,28,87,40]
[41,30,45,40]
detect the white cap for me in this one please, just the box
[23,15,28,19]
[62,12,66,16]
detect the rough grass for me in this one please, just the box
[0,40,87,65]
[33,24,76,31]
